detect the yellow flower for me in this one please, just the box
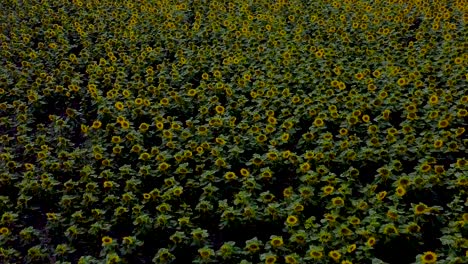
[383,224,399,235]
[366,237,376,247]
[240,168,250,177]
[160,98,169,106]
[315,50,324,58]
[367,83,377,91]
[92,120,102,129]
[102,236,113,246]
[339,128,348,136]
[429,95,439,105]
[372,70,381,78]
[328,250,341,261]
[103,181,114,188]
[111,136,121,144]
[438,119,449,128]
[396,186,406,197]
[299,162,311,172]
[115,102,124,110]
[434,166,445,175]
[284,254,298,264]
[420,163,432,173]
[139,152,151,160]
[120,120,130,129]
[421,251,437,264]
[454,57,463,65]
[414,203,428,215]
[286,215,298,226]
[433,139,443,148]
[457,109,467,117]
[362,115,370,122]
[376,191,387,201]
[331,197,345,207]
[395,75,408,84]
[270,236,284,247]
[354,72,364,80]
[347,244,356,253]
[323,185,334,196]
[338,82,346,90]
[134,98,143,106]
[256,134,268,143]
[0,227,10,235]
[224,172,237,181]
[139,123,149,132]
[158,162,170,171]
[309,248,323,259]
[265,255,277,264]
[313,118,325,127]
[215,105,225,114]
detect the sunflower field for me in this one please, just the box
[0,0,467,263]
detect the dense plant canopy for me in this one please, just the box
[0,0,467,263]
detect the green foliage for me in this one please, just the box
[0,0,467,263]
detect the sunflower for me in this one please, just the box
[111,136,121,144]
[322,185,334,196]
[313,118,325,127]
[420,163,432,173]
[331,197,345,207]
[139,123,149,132]
[355,72,364,80]
[309,248,323,259]
[240,168,250,177]
[428,95,439,105]
[433,139,443,148]
[434,165,445,174]
[270,236,284,247]
[455,127,465,137]
[92,120,102,129]
[267,116,277,125]
[158,162,170,171]
[265,255,277,264]
[300,162,311,172]
[120,120,130,129]
[362,114,370,122]
[376,191,387,201]
[215,105,225,114]
[115,102,124,110]
[286,215,299,226]
[457,109,468,117]
[454,57,463,65]
[198,247,214,259]
[414,203,428,215]
[329,250,341,261]
[256,134,268,143]
[284,254,298,264]
[338,82,346,90]
[395,186,406,197]
[421,251,437,264]
[366,237,376,247]
[349,216,361,225]
[405,222,421,233]
[102,236,113,246]
[438,119,449,128]
[383,224,399,235]
[347,244,357,253]
[0,227,10,235]
[397,78,408,86]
